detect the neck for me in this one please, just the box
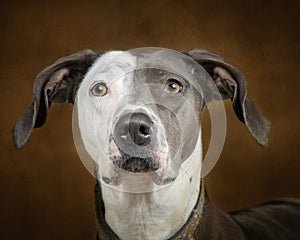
[97,137,203,240]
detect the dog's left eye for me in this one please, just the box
[164,79,183,94]
[91,82,108,96]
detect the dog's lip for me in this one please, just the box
[101,160,177,187]
[120,156,159,173]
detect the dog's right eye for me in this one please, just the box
[91,82,108,97]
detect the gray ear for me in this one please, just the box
[185,49,271,146]
[13,49,99,149]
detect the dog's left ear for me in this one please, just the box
[185,49,271,146]
[13,50,99,149]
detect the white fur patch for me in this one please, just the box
[76,51,136,164]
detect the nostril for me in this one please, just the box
[139,125,150,136]
[130,114,153,146]
[129,122,151,146]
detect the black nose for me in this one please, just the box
[115,112,153,147]
[128,112,152,146]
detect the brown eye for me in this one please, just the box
[165,79,183,94]
[91,82,108,96]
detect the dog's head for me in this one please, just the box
[13,48,271,189]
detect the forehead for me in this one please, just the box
[84,50,198,85]
[82,51,135,84]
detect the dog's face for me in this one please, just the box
[76,50,204,187]
[13,47,271,189]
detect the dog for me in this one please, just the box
[13,48,300,239]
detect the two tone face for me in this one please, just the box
[75,49,207,189]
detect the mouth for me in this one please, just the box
[103,137,176,187]
[117,155,160,173]
[121,156,159,173]
[102,152,177,187]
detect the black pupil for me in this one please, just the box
[96,84,104,93]
[169,82,178,90]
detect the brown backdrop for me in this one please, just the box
[0,0,299,239]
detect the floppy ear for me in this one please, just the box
[185,49,271,146]
[13,49,100,149]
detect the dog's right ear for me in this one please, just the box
[13,50,99,149]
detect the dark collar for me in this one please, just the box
[94,181,205,240]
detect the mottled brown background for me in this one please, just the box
[0,0,299,239]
